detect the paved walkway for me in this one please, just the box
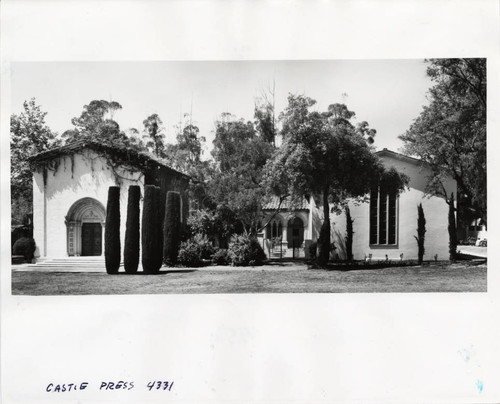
[457,245,487,258]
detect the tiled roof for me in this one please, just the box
[376,148,426,166]
[29,140,190,179]
[263,195,310,211]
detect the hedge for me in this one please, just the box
[163,191,181,266]
[154,186,164,270]
[124,185,141,274]
[142,185,161,274]
[105,186,121,274]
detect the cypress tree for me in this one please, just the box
[142,185,159,274]
[448,193,458,261]
[414,203,426,264]
[124,185,141,274]
[163,191,181,266]
[154,186,164,270]
[105,186,121,274]
[345,205,354,262]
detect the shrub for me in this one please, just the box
[12,237,36,261]
[178,238,204,267]
[105,186,121,274]
[124,185,141,274]
[187,209,214,237]
[177,233,215,267]
[194,233,215,259]
[228,234,267,266]
[142,185,161,274]
[414,203,426,265]
[308,242,317,259]
[163,191,181,266]
[212,248,230,265]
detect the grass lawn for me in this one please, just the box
[12,261,486,295]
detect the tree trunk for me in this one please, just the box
[317,189,330,266]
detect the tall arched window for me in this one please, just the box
[369,185,398,245]
[266,219,283,239]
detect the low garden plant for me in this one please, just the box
[212,248,230,265]
[178,234,215,267]
[228,234,267,266]
[12,237,36,262]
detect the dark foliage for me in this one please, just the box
[308,241,317,259]
[399,59,486,225]
[178,237,205,267]
[264,94,408,267]
[124,185,141,274]
[11,225,33,248]
[154,186,164,270]
[414,203,426,264]
[448,193,458,261]
[228,234,267,266]
[317,214,331,266]
[187,205,243,248]
[212,248,230,265]
[105,186,121,274]
[142,185,161,274]
[163,191,181,266]
[345,206,354,262]
[12,237,36,262]
[11,99,60,224]
[196,233,216,259]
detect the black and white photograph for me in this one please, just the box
[10,59,487,294]
[1,1,499,403]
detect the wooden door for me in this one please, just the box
[81,223,102,256]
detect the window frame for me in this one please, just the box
[266,219,283,239]
[369,186,399,248]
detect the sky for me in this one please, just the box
[11,60,433,156]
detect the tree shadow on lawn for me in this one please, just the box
[310,258,487,272]
[310,261,422,272]
[110,269,198,276]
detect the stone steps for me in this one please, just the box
[29,257,109,268]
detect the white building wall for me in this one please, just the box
[329,154,456,261]
[32,151,144,258]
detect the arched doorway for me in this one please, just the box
[287,216,304,258]
[65,198,106,256]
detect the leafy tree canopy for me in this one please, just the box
[208,113,275,234]
[264,94,408,265]
[399,58,486,224]
[10,98,60,223]
[165,114,206,171]
[142,113,166,157]
[62,99,135,148]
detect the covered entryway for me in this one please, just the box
[65,198,106,256]
[287,216,304,258]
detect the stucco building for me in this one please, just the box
[260,149,457,261]
[29,140,189,260]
